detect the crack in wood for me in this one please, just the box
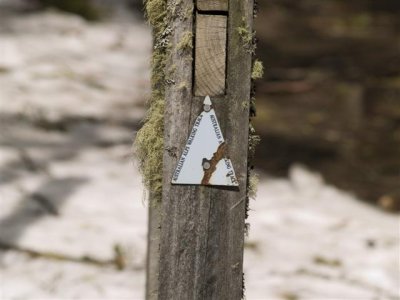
[201,142,226,185]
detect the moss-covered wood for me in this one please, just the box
[134,0,170,299]
[156,0,254,299]
[137,0,257,298]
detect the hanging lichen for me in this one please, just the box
[245,72,261,223]
[136,0,261,219]
[177,31,193,51]
[245,3,261,227]
[251,59,264,80]
[134,0,170,203]
[237,10,262,240]
[237,18,257,54]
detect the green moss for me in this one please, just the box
[137,0,260,211]
[251,59,264,80]
[184,6,194,20]
[177,81,188,91]
[237,19,256,53]
[177,32,193,51]
[248,124,260,158]
[167,0,185,19]
[237,26,252,45]
[134,0,170,203]
[145,0,167,29]
[245,123,260,220]
[168,64,177,76]
[135,92,164,200]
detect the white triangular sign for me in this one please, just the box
[171,96,239,186]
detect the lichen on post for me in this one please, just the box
[136,0,261,299]
[134,1,172,299]
[134,0,170,204]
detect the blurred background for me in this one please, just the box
[0,0,399,299]
[255,0,400,211]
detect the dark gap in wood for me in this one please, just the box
[191,11,197,97]
[224,13,229,97]
[197,10,229,16]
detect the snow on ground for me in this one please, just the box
[0,2,399,300]
[1,3,150,299]
[245,167,399,300]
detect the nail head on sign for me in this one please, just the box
[203,95,212,112]
[203,161,211,170]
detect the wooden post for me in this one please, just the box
[147,0,254,299]
[146,199,161,300]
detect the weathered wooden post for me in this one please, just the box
[136,0,259,299]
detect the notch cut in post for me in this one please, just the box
[197,0,228,12]
[194,14,227,96]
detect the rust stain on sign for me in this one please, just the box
[201,142,226,185]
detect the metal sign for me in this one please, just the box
[171,96,239,186]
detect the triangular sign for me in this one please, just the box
[171,96,239,186]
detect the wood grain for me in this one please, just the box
[197,0,228,12]
[158,0,197,297]
[157,0,254,299]
[145,200,161,300]
[194,14,227,97]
